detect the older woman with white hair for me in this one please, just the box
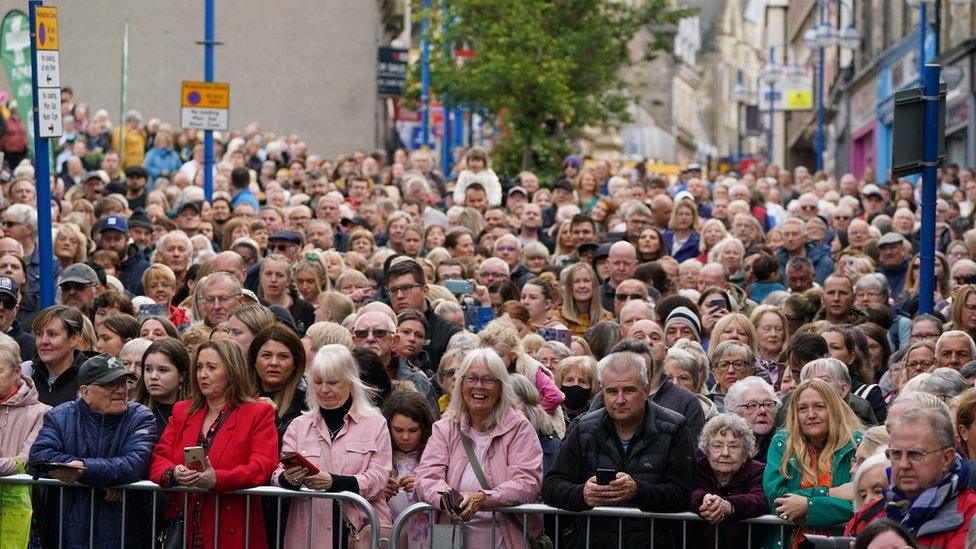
[901,367,970,402]
[708,340,756,412]
[414,348,544,548]
[690,413,767,549]
[663,347,718,420]
[844,452,891,536]
[724,376,780,463]
[273,344,394,548]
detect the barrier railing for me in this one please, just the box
[389,501,795,549]
[0,473,381,549]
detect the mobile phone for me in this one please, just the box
[706,298,726,311]
[538,327,572,346]
[183,446,208,472]
[138,303,169,321]
[444,279,474,295]
[596,468,617,485]
[280,452,320,475]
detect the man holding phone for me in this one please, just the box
[543,351,694,547]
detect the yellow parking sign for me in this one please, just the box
[34,6,57,51]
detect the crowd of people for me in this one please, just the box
[5,88,976,549]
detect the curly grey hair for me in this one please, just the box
[724,376,780,414]
[698,412,756,458]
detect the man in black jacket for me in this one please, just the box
[543,351,695,548]
[385,259,460,374]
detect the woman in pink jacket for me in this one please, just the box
[414,347,544,549]
[0,335,50,476]
[273,344,393,548]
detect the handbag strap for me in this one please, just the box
[459,432,530,535]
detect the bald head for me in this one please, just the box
[698,262,728,293]
[359,301,397,323]
[608,241,638,286]
[0,238,24,257]
[212,251,245,283]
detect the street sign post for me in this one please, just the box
[28,0,60,308]
[378,46,408,96]
[180,81,229,131]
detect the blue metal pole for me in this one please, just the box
[420,0,431,148]
[28,0,53,308]
[919,64,940,315]
[815,0,825,171]
[203,0,215,202]
[919,3,926,80]
[441,103,451,176]
[736,69,743,162]
[767,81,775,164]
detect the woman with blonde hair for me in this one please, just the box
[322,249,346,285]
[763,376,863,546]
[54,223,88,268]
[303,322,353,359]
[554,355,599,424]
[142,263,191,330]
[711,313,759,353]
[663,197,701,262]
[948,284,976,342]
[314,291,354,324]
[551,262,612,336]
[698,218,730,263]
[576,169,600,214]
[750,305,790,384]
[292,250,331,304]
[550,220,576,266]
[272,344,393,548]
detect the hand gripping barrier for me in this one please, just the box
[0,473,382,549]
[389,501,795,549]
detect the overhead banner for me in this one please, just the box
[0,10,35,147]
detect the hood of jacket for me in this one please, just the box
[3,374,40,408]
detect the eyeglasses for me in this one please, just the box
[615,293,645,301]
[800,205,818,212]
[707,442,743,454]
[95,378,135,392]
[885,447,949,464]
[495,246,517,253]
[270,242,297,252]
[737,401,776,413]
[461,374,498,388]
[906,360,934,371]
[714,359,752,373]
[911,332,939,341]
[440,368,456,379]
[0,298,16,310]
[202,293,241,306]
[387,284,421,295]
[833,215,851,221]
[353,328,391,340]
[957,275,976,285]
[1,221,20,228]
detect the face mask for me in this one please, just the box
[560,384,591,411]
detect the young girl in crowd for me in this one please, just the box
[382,388,435,547]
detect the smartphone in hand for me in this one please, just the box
[280,452,320,475]
[183,446,208,472]
[596,468,617,485]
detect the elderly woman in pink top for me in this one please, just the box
[272,344,393,548]
[414,347,544,548]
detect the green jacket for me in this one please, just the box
[762,428,863,549]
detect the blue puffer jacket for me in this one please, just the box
[28,399,157,549]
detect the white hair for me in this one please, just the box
[597,352,648,388]
[445,347,520,432]
[305,344,380,418]
[724,376,780,414]
[852,452,890,510]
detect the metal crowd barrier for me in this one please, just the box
[0,473,381,549]
[389,501,795,549]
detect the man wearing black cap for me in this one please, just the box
[878,232,911,301]
[28,354,156,549]
[123,166,149,210]
[127,208,154,261]
[0,276,32,360]
[97,214,149,295]
[58,263,102,314]
[175,200,203,237]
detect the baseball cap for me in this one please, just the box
[83,170,109,184]
[553,179,574,192]
[591,243,612,270]
[99,215,128,234]
[340,217,371,230]
[176,200,203,215]
[78,354,137,386]
[861,184,883,198]
[0,276,19,299]
[59,263,99,287]
[128,208,153,231]
[507,186,528,197]
[878,232,906,247]
[684,163,702,173]
[269,230,302,245]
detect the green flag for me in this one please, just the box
[0,10,34,152]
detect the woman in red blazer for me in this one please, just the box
[150,339,279,549]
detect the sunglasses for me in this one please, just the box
[353,328,391,340]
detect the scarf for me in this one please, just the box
[885,455,969,535]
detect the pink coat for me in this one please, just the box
[414,405,543,548]
[0,375,50,475]
[272,408,393,548]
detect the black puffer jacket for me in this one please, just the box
[27,350,99,407]
[542,399,695,549]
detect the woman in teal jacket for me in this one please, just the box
[762,375,863,549]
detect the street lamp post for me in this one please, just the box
[732,69,757,167]
[802,0,860,173]
[759,46,796,165]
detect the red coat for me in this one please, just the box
[149,400,279,549]
[913,489,976,548]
